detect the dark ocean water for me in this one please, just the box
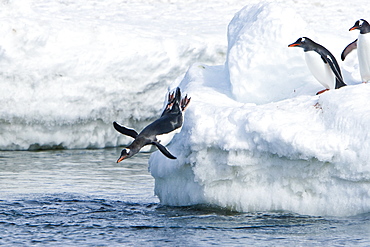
[1,149,370,246]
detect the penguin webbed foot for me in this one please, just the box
[168,91,175,103]
[166,92,175,109]
[181,95,191,111]
[316,89,329,95]
[162,91,177,115]
[164,88,191,112]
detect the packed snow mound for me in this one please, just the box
[226,3,316,104]
[149,2,370,216]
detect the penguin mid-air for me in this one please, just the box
[341,19,370,83]
[289,37,346,95]
[113,87,191,163]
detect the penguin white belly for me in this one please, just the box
[305,51,335,89]
[156,126,181,146]
[156,114,184,146]
[357,33,370,83]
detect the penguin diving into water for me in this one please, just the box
[113,87,191,163]
[289,37,346,95]
[341,19,370,83]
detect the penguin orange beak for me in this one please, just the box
[288,43,300,47]
[349,26,359,31]
[117,155,127,163]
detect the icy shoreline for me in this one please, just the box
[1,0,370,216]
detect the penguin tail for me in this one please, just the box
[174,87,182,104]
[335,79,347,89]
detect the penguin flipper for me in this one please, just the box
[152,141,177,159]
[341,39,357,61]
[326,56,347,87]
[320,53,347,88]
[113,121,138,139]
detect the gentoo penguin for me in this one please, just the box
[341,19,370,83]
[113,87,191,163]
[289,37,346,94]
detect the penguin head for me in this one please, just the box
[350,19,370,34]
[117,148,131,163]
[288,37,316,52]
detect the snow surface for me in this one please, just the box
[1,0,370,216]
[149,1,370,216]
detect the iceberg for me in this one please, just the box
[149,2,370,216]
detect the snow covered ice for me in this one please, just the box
[150,1,370,216]
[1,0,370,216]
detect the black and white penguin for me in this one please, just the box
[113,87,190,163]
[289,37,346,94]
[341,19,370,83]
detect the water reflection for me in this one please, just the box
[0,149,157,203]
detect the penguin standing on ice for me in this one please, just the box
[113,87,190,163]
[341,19,370,83]
[289,37,346,94]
